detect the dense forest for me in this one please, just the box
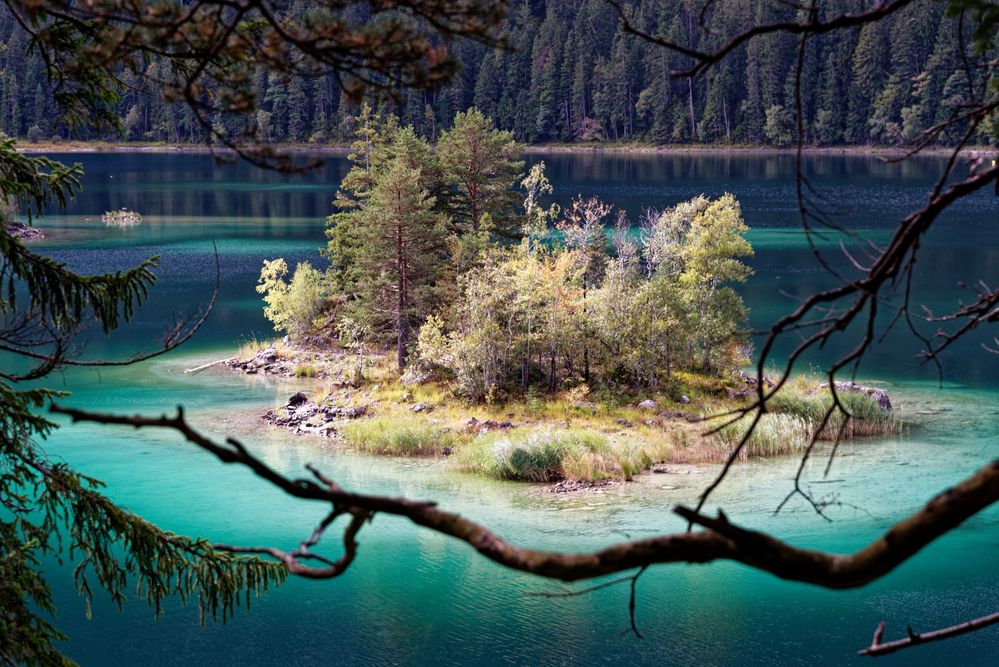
[0,0,987,147]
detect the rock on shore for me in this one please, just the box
[263,392,370,437]
[5,222,43,241]
[824,381,892,410]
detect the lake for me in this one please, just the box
[23,150,999,665]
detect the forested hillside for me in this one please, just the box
[0,0,985,147]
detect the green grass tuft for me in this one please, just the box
[456,428,615,482]
[342,417,455,456]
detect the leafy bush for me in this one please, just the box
[721,384,903,458]
[256,258,332,338]
[412,193,752,401]
[342,417,454,456]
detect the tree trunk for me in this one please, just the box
[722,96,731,143]
[396,218,408,369]
[469,181,479,231]
[522,320,531,389]
[687,13,698,141]
[548,348,557,392]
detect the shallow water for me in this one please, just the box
[17,151,999,665]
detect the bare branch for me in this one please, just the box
[859,611,999,657]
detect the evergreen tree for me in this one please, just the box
[846,21,888,143]
[0,1,982,149]
[352,158,448,368]
[437,108,524,241]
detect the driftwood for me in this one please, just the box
[184,357,233,374]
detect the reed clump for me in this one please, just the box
[342,417,455,456]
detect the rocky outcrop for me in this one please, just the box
[550,479,616,493]
[226,343,286,376]
[739,371,777,389]
[463,417,515,434]
[263,392,370,437]
[825,381,892,410]
[225,341,383,385]
[5,222,43,241]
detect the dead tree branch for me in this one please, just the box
[859,611,999,657]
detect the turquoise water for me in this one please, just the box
[19,152,999,665]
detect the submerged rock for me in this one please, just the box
[550,479,615,493]
[262,396,370,438]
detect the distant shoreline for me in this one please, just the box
[16,140,996,159]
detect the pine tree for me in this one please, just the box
[286,78,308,142]
[846,21,888,143]
[353,158,448,368]
[438,108,524,242]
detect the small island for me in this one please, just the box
[221,109,900,489]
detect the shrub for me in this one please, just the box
[257,258,333,338]
[720,385,903,458]
[26,125,42,143]
[767,385,901,439]
[294,364,318,378]
[342,417,454,456]
[768,390,829,423]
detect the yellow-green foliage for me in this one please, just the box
[236,337,294,361]
[342,417,455,456]
[414,193,754,401]
[294,364,318,378]
[256,258,329,337]
[718,413,813,458]
[102,208,142,226]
